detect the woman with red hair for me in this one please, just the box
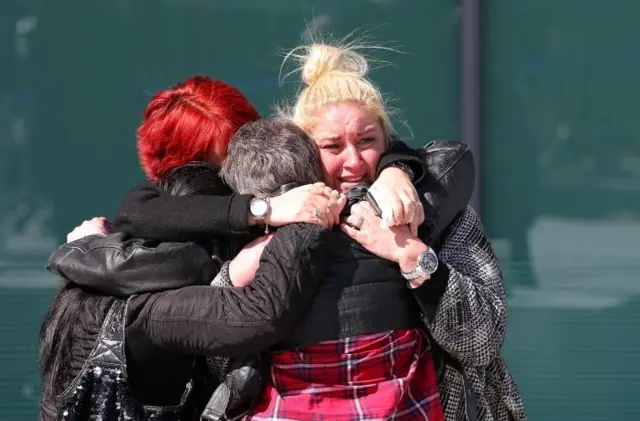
[137,75,261,182]
[103,74,356,244]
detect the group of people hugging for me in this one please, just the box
[38,40,527,421]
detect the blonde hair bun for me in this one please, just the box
[301,44,369,86]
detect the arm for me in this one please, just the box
[369,139,474,235]
[211,234,276,288]
[377,138,428,185]
[112,182,345,242]
[46,232,219,296]
[112,181,253,241]
[126,223,333,357]
[410,206,507,366]
[342,200,502,367]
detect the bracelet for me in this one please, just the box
[387,162,415,183]
[265,197,270,234]
[406,275,429,289]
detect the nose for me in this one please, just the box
[343,145,363,169]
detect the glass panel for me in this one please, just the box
[483,1,640,420]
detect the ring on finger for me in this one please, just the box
[407,201,417,219]
[358,200,374,212]
[313,208,321,217]
[349,216,365,230]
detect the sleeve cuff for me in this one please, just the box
[227,194,253,235]
[410,260,450,308]
[377,141,427,185]
[210,261,234,287]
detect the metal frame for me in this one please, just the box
[460,0,482,215]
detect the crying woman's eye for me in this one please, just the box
[321,144,341,151]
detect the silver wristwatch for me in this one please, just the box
[249,197,270,233]
[401,248,439,280]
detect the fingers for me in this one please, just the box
[301,182,341,201]
[309,182,327,194]
[305,195,334,227]
[329,193,347,224]
[367,186,389,225]
[411,201,425,236]
[367,182,427,232]
[408,184,425,236]
[292,182,327,195]
[406,185,425,229]
[86,217,109,232]
[349,201,376,220]
[389,191,407,227]
[350,201,387,232]
[396,188,421,235]
[277,183,343,227]
[67,217,110,243]
[340,223,362,241]
[368,186,399,227]
[309,185,343,226]
[396,189,415,223]
[409,210,418,236]
[345,214,365,230]
[323,185,335,198]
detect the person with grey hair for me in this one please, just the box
[219,119,324,198]
[216,118,447,420]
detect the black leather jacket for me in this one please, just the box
[41,223,334,420]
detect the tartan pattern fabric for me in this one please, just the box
[245,329,444,421]
[428,207,527,421]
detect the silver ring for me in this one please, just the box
[313,208,321,217]
[353,216,364,230]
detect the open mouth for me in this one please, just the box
[339,176,366,184]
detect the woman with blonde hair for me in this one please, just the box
[240,42,527,421]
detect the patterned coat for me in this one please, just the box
[427,206,527,421]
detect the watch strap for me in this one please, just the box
[250,197,271,234]
[401,248,438,281]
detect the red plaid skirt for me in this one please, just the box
[244,329,444,421]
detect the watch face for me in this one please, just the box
[250,199,269,218]
[418,249,439,274]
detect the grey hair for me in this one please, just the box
[220,119,324,197]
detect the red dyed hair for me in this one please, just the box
[137,75,260,181]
